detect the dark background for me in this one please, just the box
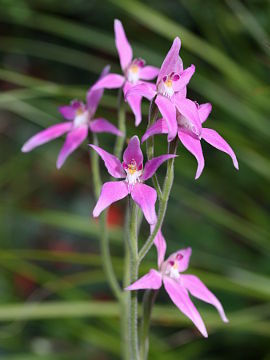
[0,0,269,359]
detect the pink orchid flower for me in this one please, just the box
[90,136,176,225]
[126,245,228,337]
[91,19,159,126]
[126,37,195,141]
[21,66,123,169]
[142,100,239,179]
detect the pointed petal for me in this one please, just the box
[93,181,128,217]
[142,154,177,181]
[139,66,159,80]
[123,135,143,168]
[125,269,162,291]
[155,95,177,141]
[58,105,76,120]
[163,277,208,337]
[56,125,88,169]
[90,118,123,137]
[124,82,142,126]
[174,97,201,136]
[151,225,167,267]
[201,128,239,170]
[165,247,192,273]
[131,183,157,225]
[125,82,156,101]
[178,132,205,179]
[89,144,125,178]
[181,275,228,322]
[91,73,125,91]
[87,65,110,116]
[173,65,195,92]
[21,122,72,153]
[198,103,212,123]
[142,118,169,143]
[175,86,187,100]
[114,19,133,71]
[157,37,181,84]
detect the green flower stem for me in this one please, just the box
[91,134,122,303]
[138,138,178,264]
[122,201,131,360]
[114,88,126,159]
[139,290,158,360]
[127,200,139,360]
[146,100,162,199]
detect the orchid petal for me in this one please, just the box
[165,247,192,273]
[139,66,159,80]
[201,128,239,170]
[157,37,181,84]
[22,122,72,153]
[173,65,195,92]
[91,73,125,91]
[178,131,205,179]
[125,82,156,101]
[93,181,128,217]
[141,118,169,143]
[58,105,76,120]
[142,154,177,181]
[151,226,167,267]
[198,103,212,123]
[90,118,123,137]
[174,86,187,100]
[123,135,143,168]
[89,144,125,178]
[125,269,162,291]
[163,277,208,337]
[114,19,133,71]
[56,125,88,169]
[181,274,229,323]
[124,82,142,126]
[155,95,177,141]
[174,97,201,135]
[131,183,157,225]
[87,65,110,116]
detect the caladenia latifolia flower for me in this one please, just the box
[142,100,239,179]
[126,37,196,141]
[126,245,228,338]
[21,66,123,168]
[90,135,176,225]
[91,20,159,126]
[19,18,240,359]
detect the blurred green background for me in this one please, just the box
[0,0,269,359]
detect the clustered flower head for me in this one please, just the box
[22,19,238,339]
[127,37,239,179]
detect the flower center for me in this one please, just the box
[157,72,180,98]
[124,159,142,186]
[165,260,180,280]
[162,252,184,279]
[73,109,89,128]
[126,58,145,84]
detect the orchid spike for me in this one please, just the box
[126,37,195,141]
[126,245,228,337]
[90,136,176,224]
[21,66,123,169]
[142,101,238,179]
[91,20,159,126]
